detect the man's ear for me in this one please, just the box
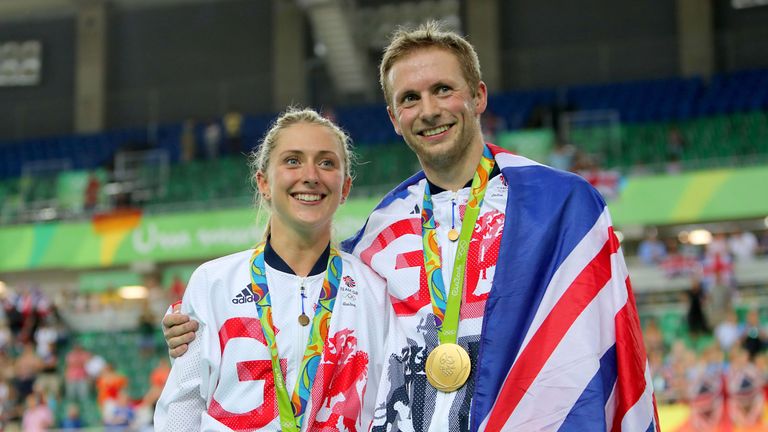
[474,81,488,115]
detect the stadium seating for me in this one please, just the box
[1,68,768,223]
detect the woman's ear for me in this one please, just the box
[341,175,352,203]
[256,171,270,201]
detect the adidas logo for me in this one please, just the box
[231,286,255,304]
[410,204,420,215]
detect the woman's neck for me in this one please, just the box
[268,223,331,277]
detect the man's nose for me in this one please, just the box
[420,94,440,123]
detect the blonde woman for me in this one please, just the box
[155,108,396,431]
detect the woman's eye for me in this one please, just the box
[285,157,299,165]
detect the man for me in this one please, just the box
[163,21,658,431]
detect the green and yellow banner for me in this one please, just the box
[0,197,379,273]
[609,165,768,227]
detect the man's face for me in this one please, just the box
[386,47,487,171]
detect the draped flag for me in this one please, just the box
[344,144,659,431]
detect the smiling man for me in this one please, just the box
[342,21,660,431]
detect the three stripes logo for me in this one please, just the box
[231,284,255,304]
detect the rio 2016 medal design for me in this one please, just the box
[425,342,472,392]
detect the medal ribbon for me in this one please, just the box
[249,241,342,431]
[422,146,495,345]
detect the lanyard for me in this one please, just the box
[421,146,495,345]
[248,241,342,431]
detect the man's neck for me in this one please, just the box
[268,222,330,277]
[422,140,486,192]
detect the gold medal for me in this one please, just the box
[298,314,310,326]
[448,229,460,242]
[426,343,471,392]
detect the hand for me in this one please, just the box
[162,303,199,358]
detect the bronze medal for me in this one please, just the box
[425,343,471,392]
[298,314,310,327]
[448,229,460,242]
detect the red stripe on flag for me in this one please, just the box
[610,276,657,432]
[484,228,620,431]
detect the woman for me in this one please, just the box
[154,108,395,431]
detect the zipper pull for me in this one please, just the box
[448,192,460,242]
[298,278,309,326]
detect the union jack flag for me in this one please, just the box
[472,147,659,431]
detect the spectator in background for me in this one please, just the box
[137,300,157,358]
[84,352,106,382]
[742,309,767,361]
[203,119,222,160]
[703,233,735,324]
[13,342,43,408]
[5,286,50,346]
[685,277,710,339]
[686,346,724,430]
[83,171,101,213]
[60,402,84,430]
[180,119,197,163]
[638,230,667,266]
[223,110,243,155]
[95,363,128,408]
[665,126,686,174]
[140,357,170,410]
[0,320,10,354]
[21,391,53,432]
[726,346,764,427]
[548,138,576,172]
[660,238,699,278]
[715,309,743,352]
[0,374,12,429]
[64,343,91,404]
[103,389,135,431]
[728,229,758,262]
[757,230,768,256]
[135,358,171,430]
[33,340,60,404]
[642,317,666,354]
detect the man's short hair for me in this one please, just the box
[379,20,482,106]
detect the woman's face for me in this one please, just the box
[257,122,351,237]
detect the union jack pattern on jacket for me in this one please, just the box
[343,144,659,431]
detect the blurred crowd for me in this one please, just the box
[645,308,768,429]
[0,285,170,431]
[639,228,768,429]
